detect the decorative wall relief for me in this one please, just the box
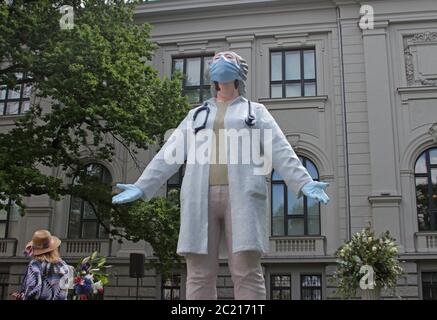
[287,134,300,150]
[429,123,437,143]
[404,32,437,86]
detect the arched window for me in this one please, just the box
[415,148,437,231]
[271,156,320,236]
[68,163,112,239]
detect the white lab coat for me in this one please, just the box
[133,95,314,257]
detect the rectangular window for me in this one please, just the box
[0,200,11,239]
[68,197,109,239]
[271,184,285,236]
[301,274,322,300]
[217,275,234,300]
[0,273,8,300]
[172,55,213,104]
[0,72,32,116]
[270,49,316,98]
[162,274,181,300]
[422,272,437,300]
[167,166,184,197]
[270,274,291,300]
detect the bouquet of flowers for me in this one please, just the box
[333,227,405,298]
[71,251,111,300]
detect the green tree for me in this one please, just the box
[0,0,189,275]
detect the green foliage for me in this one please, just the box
[0,0,190,273]
[111,189,182,277]
[332,227,405,298]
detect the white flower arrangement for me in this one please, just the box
[333,227,405,298]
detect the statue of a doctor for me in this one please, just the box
[112,51,330,300]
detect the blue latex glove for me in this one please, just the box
[301,181,330,205]
[112,183,144,204]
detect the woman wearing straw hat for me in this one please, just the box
[13,229,72,300]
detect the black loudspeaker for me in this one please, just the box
[129,253,145,278]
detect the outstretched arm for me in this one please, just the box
[112,111,191,204]
[132,111,191,201]
[123,112,191,201]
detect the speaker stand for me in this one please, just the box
[136,277,139,300]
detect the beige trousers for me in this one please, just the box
[185,185,266,300]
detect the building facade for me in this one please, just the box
[1,0,437,299]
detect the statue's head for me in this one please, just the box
[209,51,249,98]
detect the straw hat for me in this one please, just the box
[25,230,61,256]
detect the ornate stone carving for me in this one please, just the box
[404,46,415,85]
[409,32,437,43]
[429,123,437,143]
[287,134,300,149]
[404,32,437,86]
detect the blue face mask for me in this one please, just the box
[209,55,242,83]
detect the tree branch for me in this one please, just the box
[109,132,142,172]
[81,196,112,237]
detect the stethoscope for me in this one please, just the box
[193,100,256,134]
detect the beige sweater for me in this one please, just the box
[209,100,230,185]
